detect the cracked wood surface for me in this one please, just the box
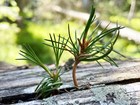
[0,60,140,105]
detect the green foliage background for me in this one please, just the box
[0,0,140,65]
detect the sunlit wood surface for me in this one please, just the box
[0,60,140,105]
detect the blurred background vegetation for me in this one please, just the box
[0,0,140,65]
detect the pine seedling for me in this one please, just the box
[17,34,68,97]
[18,6,123,95]
[45,6,123,88]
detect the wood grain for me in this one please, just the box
[0,60,140,104]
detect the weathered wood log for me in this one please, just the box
[0,61,29,73]
[0,62,16,71]
[14,84,140,105]
[0,60,140,104]
[51,5,140,44]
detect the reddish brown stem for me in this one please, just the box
[72,60,79,88]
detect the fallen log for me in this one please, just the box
[0,60,140,104]
[51,5,140,44]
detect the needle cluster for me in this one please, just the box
[18,6,123,97]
